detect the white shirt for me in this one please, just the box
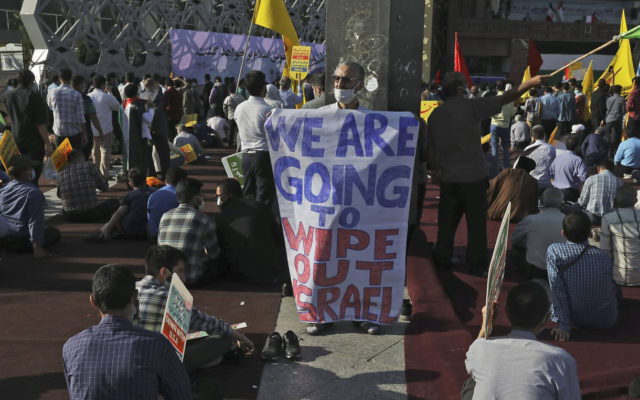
[466,330,581,400]
[207,116,228,141]
[525,140,556,188]
[234,96,272,151]
[319,102,368,111]
[279,89,303,108]
[512,207,566,269]
[88,89,121,136]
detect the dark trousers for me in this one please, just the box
[512,246,548,280]
[150,133,170,178]
[183,334,233,374]
[557,121,571,140]
[561,187,580,203]
[627,118,640,138]
[63,198,120,223]
[435,179,489,273]
[241,151,276,209]
[18,143,45,185]
[605,119,623,158]
[228,119,238,148]
[541,119,557,140]
[615,164,639,176]
[591,116,603,132]
[55,134,84,153]
[1,226,61,253]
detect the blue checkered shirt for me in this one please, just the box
[158,204,220,284]
[577,170,623,217]
[546,242,618,332]
[46,84,85,136]
[136,275,232,336]
[62,315,192,400]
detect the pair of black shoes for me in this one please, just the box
[261,331,301,361]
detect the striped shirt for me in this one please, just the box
[577,170,622,217]
[600,208,640,286]
[158,204,220,284]
[62,315,191,400]
[46,84,85,137]
[136,275,232,336]
[546,242,618,332]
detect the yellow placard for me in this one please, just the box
[481,134,491,145]
[290,45,312,81]
[180,144,197,164]
[419,101,441,122]
[0,130,20,172]
[184,113,198,127]
[51,138,73,171]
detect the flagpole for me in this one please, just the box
[237,0,260,87]
[549,38,618,77]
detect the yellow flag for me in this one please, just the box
[520,66,532,101]
[254,0,301,77]
[582,60,594,121]
[597,10,635,95]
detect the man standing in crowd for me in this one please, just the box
[72,75,101,160]
[202,74,213,117]
[0,155,60,257]
[140,78,171,179]
[302,71,326,109]
[208,76,228,117]
[547,212,619,342]
[489,80,517,169]
[557,82,576,139]
[279,76,303,108]
[463,281,581,399]
[57,150,119,223]
[539,86,559,138]
[577,160,622,225]
[88,75,121,177]
[136,245,254,372]
[122,84,150,175]
[46,69,87,149]
[164,79,184,140]
[428,71,544,276]
[600,185,640,286]
[605,85,626,159]
[63,264,191,399]
[222,83,246,149]
[320,61,367,111]
[234,70,277,209]
[158,178,222,287]
[590,79,609,129]
[4,69,53,183]
[627,77,640,137]
[147,167,187,240]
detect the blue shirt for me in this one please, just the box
[62,315,191,400]
[147,185,178,237]
[546,242,618,332]
[580,133,609,168]
[539,93,559,120]
[0,180,46,243]
[550,151,587,189]
[614,137,640,168]
[557,92,576,122]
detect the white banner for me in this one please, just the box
[266,109,418,324]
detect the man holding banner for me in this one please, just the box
[428,72,546,275]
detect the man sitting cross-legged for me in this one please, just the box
[546,212,619,341]
[136,245,254,373]
[63,264,191,400]
[463,281,581,400]
[57,149,119,222]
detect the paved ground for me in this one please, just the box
[258,289,410,400]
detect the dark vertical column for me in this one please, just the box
[325,0,425,113]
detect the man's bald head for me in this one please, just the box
[531,125,546,140]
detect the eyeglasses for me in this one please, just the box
[332,75,360,84]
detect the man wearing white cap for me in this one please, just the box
[571,124,585,135]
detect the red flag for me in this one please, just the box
[564,67,571,80]
[454,32,473,87]
[434,69,441,84]
[528,40,543,75]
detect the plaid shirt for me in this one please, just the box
[136,275,232,336]
[546,242,618,332]
[158,204,220,284]
[577,170,622,217]
[62,315,191,400]
[600,208,640,286]
[57,161,109,212]
[46,83,85,136]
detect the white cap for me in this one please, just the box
[571,124,585,133]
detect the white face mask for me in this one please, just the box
[334,88,357,104]
[216,196,222,207]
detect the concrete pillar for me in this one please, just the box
[325,0,426,113]
[423,0,434,83]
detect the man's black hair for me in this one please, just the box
[217,178,242,198]
[127,168,146,187]
[125,72,136,83]
[17,69,35,87]
[214,76,222,82]
[562,82,571,91]
[496,80,506,91]
[92,264,136,313]
[144,245,187,276]
[245,70,266,96]
[544,86,553,94]
[165,167,187,186]
[553,81,563,90]
[612,85,622,94]
[311,71,325,91]
[93,74,106,89]
[60,69,73,82]
[124,83,138,99]
[506,281,550,329]
[166,79,175,88]
[562,212,591,243]
[515,156,536,173]
[204,73,211,81]
[597,159,614,171]
[176,178,203,204]
[71,75,84,87]
[565,133,581,152]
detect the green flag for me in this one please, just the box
[620,23,640,39]
[0,112,5,126]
